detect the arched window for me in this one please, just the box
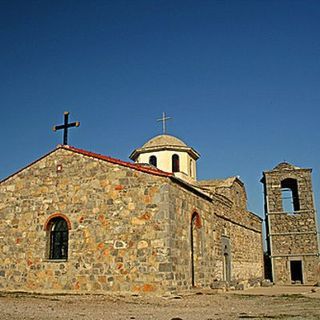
[149,155,157,167]
[48,217,69,260]
[281,178,300,212]
[172,154,180,172]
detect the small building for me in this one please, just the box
[261,162,320,285]
[0,134,263,294]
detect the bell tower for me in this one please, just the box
[261,162,320,285]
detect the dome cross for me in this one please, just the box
[157,112,172,134]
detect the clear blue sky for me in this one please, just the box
[1,0,320,219]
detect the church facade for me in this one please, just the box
[0,135,264,294]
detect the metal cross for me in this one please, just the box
[53,112,80,145]
[157,112,172,134]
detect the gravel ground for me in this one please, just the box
[1,287,320,320]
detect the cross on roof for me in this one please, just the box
[157,112,172,134]
[53,112,80,145]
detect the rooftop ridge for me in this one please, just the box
[0,145,173,184]
[62,145,173,177]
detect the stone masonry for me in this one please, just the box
[0,145,263,294]
[262,162,320,285]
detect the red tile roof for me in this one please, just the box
[0,145,173,184]
[62,145,173,177]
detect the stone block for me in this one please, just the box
[137,240,148,249]
[261,279,273,287]
[114,240,127,249]
[235,283,244,290]
[210,281,227,290]
[159,263,172,272]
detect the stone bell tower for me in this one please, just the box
[261,162,320,285]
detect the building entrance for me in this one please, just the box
[290,260,303,284]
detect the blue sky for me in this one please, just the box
[1,0,320,219]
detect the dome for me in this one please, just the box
[129,133,200,180]
[142,134,187,149]
[129,134,200,162]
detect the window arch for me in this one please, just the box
[191,211,201,228]
[172,154,180,172]
[281,178,300,212]
[149,155,157,167]
[46,216,69,260]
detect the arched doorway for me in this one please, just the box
[190,212,201,287]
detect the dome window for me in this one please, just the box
[172,154,180,172]
[149,155,157,167]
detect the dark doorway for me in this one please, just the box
[290,260,303,284]
[191,212,201,287]
[222,237,231,282]
[223,248,231,282]
[264,252,273,281]
[191,222,195,287]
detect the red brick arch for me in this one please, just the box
[191,211,202,228]
[44,213,72,231]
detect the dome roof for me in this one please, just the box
[142,134,187,148]
[129,134,200,161]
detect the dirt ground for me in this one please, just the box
[1,286,320,320]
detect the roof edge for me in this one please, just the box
[0,145,173,184]
[0,147,59,184]
[198,176,245,188]
[130,146,200,161]
[61,145,173,177]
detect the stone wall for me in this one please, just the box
[0,147,264,295]
[165,181,263,291]
[0,148,173,294]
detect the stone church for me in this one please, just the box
[0,131,271,294]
